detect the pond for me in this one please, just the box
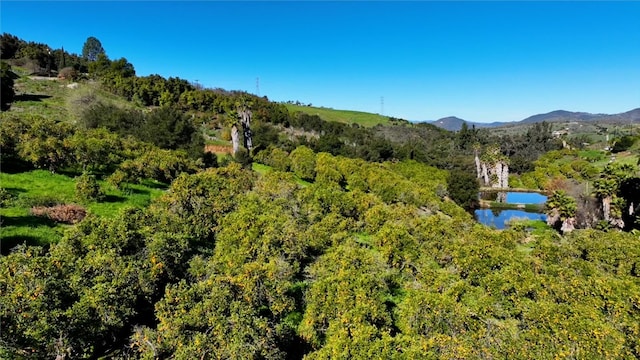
[474,209,547,230]
[475,191,548,229]
[479,191,547,204]
[505,192,547,204]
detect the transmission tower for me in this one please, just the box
[256,77,260,96]
[380,96,384,116]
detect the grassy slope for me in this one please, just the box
[7,68,138,123]
[0,170,165,252]
[284,103,390,127]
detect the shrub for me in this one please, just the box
[58,66,79,81]
[30,204,87,224]
[447,170,479,209]
[117,148,200,184]
[264,146,291,172]
[75,172,105,202]
[202,151,218,168]
[290,145,316,181]
[612,135,636,153]
[0,188,15,207]
[233,147,252,169]
[1,61,15,111]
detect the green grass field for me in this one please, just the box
[1,170,165,252]
[284,104,391,127]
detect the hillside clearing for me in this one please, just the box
[284,103,391,127]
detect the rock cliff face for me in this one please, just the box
[477,145,509,188]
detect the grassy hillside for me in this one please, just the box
[6,67,138,123]
[284,103,391,127]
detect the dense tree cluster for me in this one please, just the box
[519,148,640,232]
[1,32,88,75]
[80,103,204,158]
[0,114,204,185]
[2,151,639,358]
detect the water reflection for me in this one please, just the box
[475,209,547,230]
[479,191,547,204]
[475,191,548,229]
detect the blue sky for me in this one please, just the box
[2,1,639,122]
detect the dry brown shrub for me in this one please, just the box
[544,176,570,192]
[30,204,87,224]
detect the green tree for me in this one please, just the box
[75,172,105,203]
[594,163,636,227]
[0,33,24,59]
[290,145,317,181]
[64,128,123,173]
[17,117,74,172]
[299,242,393,351]
[447,170,479,208]
[612,135,636,153]
[82,36,105,62]
[1,61,15,111]
[545,190,577,233]
[131,275,285,359]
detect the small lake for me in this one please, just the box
[505,192,547,204]
[474,209,547,230]
[479,191,547,204]
[475,191,548,229]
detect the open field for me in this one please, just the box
[284,103,391,127]
[0,170,165,252]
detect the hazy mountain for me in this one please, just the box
[520,110,602,124]
[425,108,640,131]
[420,116,507,131]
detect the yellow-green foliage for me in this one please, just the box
[2,146,639,359]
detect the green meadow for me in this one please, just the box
[0,170,165,252]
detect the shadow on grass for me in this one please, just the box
[128,187,150,195]
[14,94,53,102]
[0,158,35,174]
[1,235,45,255]
[103,194,127,203]
[138,180,169,190]
[1,214,57,228]
[2,187,27,195]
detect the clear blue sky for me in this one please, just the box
[2,1,639,122]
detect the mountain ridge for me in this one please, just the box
[421,108,640,131]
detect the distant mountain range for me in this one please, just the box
[422,108,640,131]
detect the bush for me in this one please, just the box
[262,146,291,172]
[30,204,87,224]
[1,61,15,111]
[75,172,105,202]
[612,136,636,153]
[0,188,15,207]
[447,170,480,208]
[58,66,79,81]
[290,145,316,181]
[202,151,218,169]
[117,148,200,184]
[233,147,252,169]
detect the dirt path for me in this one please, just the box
[205,144,233,154]
[28,76,59,81]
